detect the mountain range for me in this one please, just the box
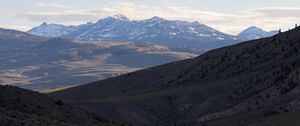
[51,25,300,126]
[28,14,276,49]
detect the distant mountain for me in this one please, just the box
[28,22,93,37]
[0,85,128,126]
[28,14,239,49]
[28,15,280,49]
[52,26,300,126]
[237,26,278,41]
[0,28,201,91]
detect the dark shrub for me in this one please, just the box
[55,100,63,106]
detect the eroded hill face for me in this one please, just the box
[52,27,300,126]
[0,85,130,126]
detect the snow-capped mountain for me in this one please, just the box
[237,26,278,41]
[28,22,93,37]
[73,15,236,43]
[28,14,238,48]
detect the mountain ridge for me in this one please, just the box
[27,15,277,49]
[28,14,240,48]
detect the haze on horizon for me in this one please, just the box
[1,0,300,34]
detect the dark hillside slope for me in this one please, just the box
[0,85,129,126]
[0,28,46,42]
[52,27,300,126]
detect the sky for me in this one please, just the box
[1,0,300,34]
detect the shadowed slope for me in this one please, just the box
[52,27,300,126]
[0,28,47,42]
[0,85,130,126]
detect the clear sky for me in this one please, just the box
[1,0,300,34]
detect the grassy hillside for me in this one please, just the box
[51,27,300,126]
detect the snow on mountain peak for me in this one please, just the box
[41,22,47,25]
[243,26,264,33]
[28,22,94,37]
[248,26,259,29]
[145,16,165,22]
[27,15,238,47]
[112,14,129,21]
